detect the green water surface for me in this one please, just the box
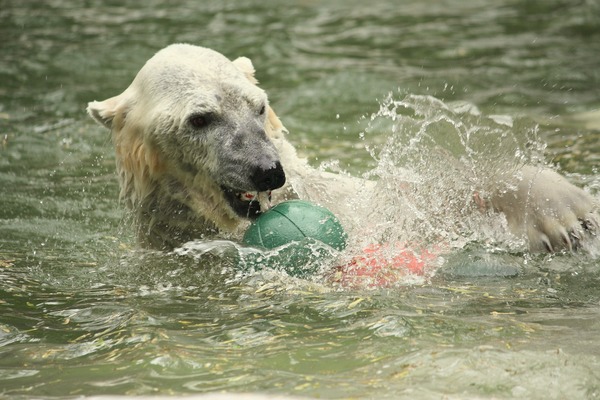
[1,1,600,398]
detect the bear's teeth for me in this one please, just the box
[238,191,272,211]
[257,192,272,212]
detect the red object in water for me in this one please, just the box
[333,243,436,288]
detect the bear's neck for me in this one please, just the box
[133,189,219,250]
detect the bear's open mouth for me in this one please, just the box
[221,187,272,219]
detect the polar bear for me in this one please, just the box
[87,43,597,253]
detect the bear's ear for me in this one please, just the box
[87,93,131,130]
[232,56,258,84]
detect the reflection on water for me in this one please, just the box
[1,0,600,398]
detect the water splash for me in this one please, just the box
[348,93,549,251]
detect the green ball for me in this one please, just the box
[241,200,347,278]
[243,200,347,251]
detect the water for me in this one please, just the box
[2,0,600,398]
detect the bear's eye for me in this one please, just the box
[258,105,266,116]
[189,114,210,129]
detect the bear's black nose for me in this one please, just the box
[251,161,286,192]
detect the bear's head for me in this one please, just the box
[88,44,289,234]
